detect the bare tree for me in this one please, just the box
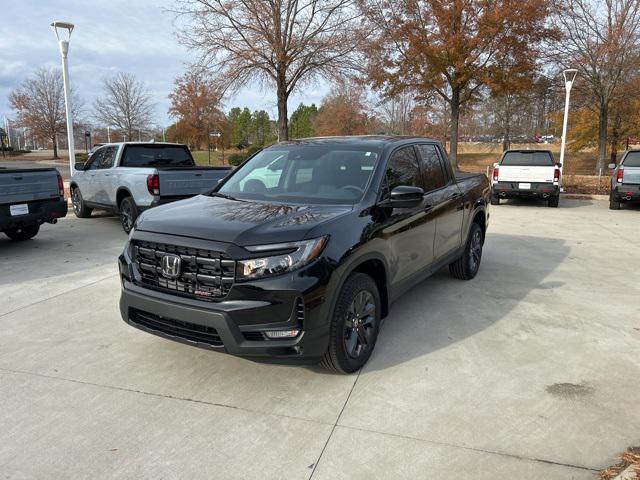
[173,0,365,141]
[378,93,415,135]
[553,0,640,170]
[9,67,82,159]
[94,72,154,141]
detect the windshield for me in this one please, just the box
[121,145,195,167]
[623,151,640,167]
[218,145,380,204]
[501,151,555,166]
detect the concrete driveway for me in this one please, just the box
[1,199,639,479]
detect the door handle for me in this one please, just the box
[450,192,461,199]
[424,204,433,212]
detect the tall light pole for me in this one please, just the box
[51,20,76,176]
[559,69,578,180]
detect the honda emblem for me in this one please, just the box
[161,254,181,279]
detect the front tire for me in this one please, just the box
[4,224,40,241]
[71,187,92,218]
[119,196,139,234]
[321,272,381,374]
[449,222,483,280]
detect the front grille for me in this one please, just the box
[130,309,223,347]
[132,240,235,301]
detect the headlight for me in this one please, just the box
[237,236,328,281]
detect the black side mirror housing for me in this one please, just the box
[555,162,562,168]
[74,162,85,171]
[382,185,424,209]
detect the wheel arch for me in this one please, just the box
[336,254,390,319]
[115,188,134,212]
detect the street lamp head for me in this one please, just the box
[51,20,74,42]
[563,69,578,84]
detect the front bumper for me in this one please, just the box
[118,252,331,362]
[0,198,67,231]
[492,182,559,199]
[611,184,640,202]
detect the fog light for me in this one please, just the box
[264,329,300,339]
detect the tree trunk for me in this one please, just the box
[596,98,608,172]
[276,73,289,142]
[449,91,460,169]
[52,135,58,159]
[502,97,511,152]
[610,111,621,166]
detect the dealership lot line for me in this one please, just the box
[1,200,639,479]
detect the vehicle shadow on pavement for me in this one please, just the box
[361,232,570,373]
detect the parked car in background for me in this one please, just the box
[118,136,490,373]
[70,142,232,233]
[609,150,640,210]
[491,149,561,207]
[0,167,67,240]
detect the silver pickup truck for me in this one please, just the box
[0,167,67,240]
[609,150,640,210]
[70,142,232,232]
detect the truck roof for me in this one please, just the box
[98,141,187,147]
[280,135,441,147]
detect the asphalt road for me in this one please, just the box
[1,199,639,479]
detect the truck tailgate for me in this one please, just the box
[158,168,231,197]
[0,169,60,205]
[498,165,555,183]
[622,166,640,184]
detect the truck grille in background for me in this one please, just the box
[130,309,223,346]
[131,240,235,301]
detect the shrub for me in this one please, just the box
[227,153,247,166]
[246,146,262,156]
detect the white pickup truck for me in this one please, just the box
[70,142,232,232]
[491,149,561,208]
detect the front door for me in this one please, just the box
[79,149,104,202]
[93,146,117,205]
[380,145,438,287]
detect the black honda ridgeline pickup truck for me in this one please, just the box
[119,136,490,373]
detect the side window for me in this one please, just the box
[99,147,116,169]
[86,149,104,170]
[416,144,446,192]
[385,146,422,194]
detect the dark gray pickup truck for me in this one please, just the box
[609,150,640,209]
[0,167,68,240]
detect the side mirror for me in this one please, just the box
[74,162,85,171]
[608,163,616,169]
[556,162,562,168]
[382,185,424,209]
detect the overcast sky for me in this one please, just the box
[0,0,331,127]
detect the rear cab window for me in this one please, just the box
[120,145,195,168]
[623,151,640,167]
[501,151,555,166]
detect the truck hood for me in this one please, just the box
[134,194,353,246]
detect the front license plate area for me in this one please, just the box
[10,204,29,216]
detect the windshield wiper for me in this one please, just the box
[210,192,242,201]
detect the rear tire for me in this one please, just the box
[4,224,40,241]
[490,195,500,206]
[71,187,92,218]
[449,222,483,281]
[609,192,621,210]
[320,272,381,374]
[119,196,139,234]
[547,195,559,208]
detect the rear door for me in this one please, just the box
[416,144,465,260]
[382,145,438,285]
[498,151,556,183]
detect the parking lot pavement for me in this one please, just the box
[1,199,639,479]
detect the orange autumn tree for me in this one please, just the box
[358,0,555,167]
[168,70,225,150]
[314,84,373,136]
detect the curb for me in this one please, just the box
[561,193,608,200]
